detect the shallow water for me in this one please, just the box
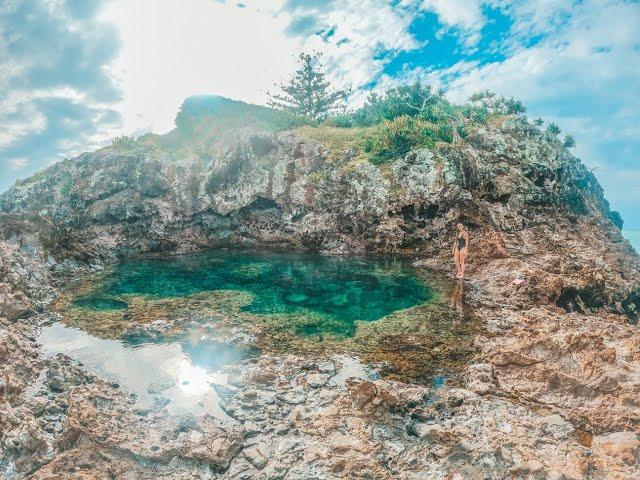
[45,250,476,410]
[38,322,237,419]
[72,250,432,336]
[38,322,373,420]
[40,251,436,418]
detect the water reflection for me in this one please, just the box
[38,323,374,419]
[450,280,465,318]
[38,323,238,421]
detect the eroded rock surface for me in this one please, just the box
[1,111,639,478]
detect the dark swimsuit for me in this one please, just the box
[456,235,466,251]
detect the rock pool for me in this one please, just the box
[40,250,476,419]
[71,250,433,336]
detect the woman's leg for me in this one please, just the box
[454,249,461,278]
[459,248,468,278]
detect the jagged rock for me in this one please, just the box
[242,444,268,469]
[0,108,639,479]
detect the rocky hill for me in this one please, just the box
[2,96,638,320]
[1,96,639,478]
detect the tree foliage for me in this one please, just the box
[468,90,526,115]
[268,53,349,120]
[563,134,576,148]
[546,122,561,136]
[364,116,453,164]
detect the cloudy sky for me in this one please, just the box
[1,0,638,234]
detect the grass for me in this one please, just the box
[294,125,373,164]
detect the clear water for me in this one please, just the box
[37,323,371,420]
[73,251,432,337]
[38,251,433,419]
[38,323,239,419]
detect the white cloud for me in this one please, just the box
[9,157,28,170]
[398,0,486,48]
[501,0,578,41]
[100,0,424,136]
[101,0,305,135]
[0,93,47,147]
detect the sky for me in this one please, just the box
[1,0,638,238]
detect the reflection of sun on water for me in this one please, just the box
[176,359,212,396]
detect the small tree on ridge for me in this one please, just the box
[268,52,349,121]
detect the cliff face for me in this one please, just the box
[1,111,638,320]
[1,98,640,479]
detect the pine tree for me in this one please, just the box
[268,53,349,121]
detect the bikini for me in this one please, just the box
[456,234,466,251]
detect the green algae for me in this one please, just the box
[70,251,431,337]
[55,251,478,383]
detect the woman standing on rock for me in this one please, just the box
[452,223,470,279]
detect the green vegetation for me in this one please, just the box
[267,53,349,121]
[563,134,576,148]
[159,69,577,168]
[59,177,73,196]
[364,116,452,165]
[316,83,490,164]
[294,125,370,163]
[327,83,464,128]
[468,90,526,115]
[111,135,140,150]
[546,122,561,136]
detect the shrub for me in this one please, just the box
[546,123,561,136]
[111,135,139,149]
[461,104,488,124]
[468,90,526,115]
[364,116,451,165]
[344,83,448,127]
[59,177,73,196]
[563,134,576,148]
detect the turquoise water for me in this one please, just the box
[73,251,432,336]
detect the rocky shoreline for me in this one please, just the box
[1,113,639,478]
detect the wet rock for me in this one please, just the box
[242,444,268,469]
[1,113,640,479]
[305,372,329,388]
[147,379,174,395]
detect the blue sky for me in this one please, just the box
[1,0,638,241]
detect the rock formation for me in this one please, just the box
[0,96,638,479]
